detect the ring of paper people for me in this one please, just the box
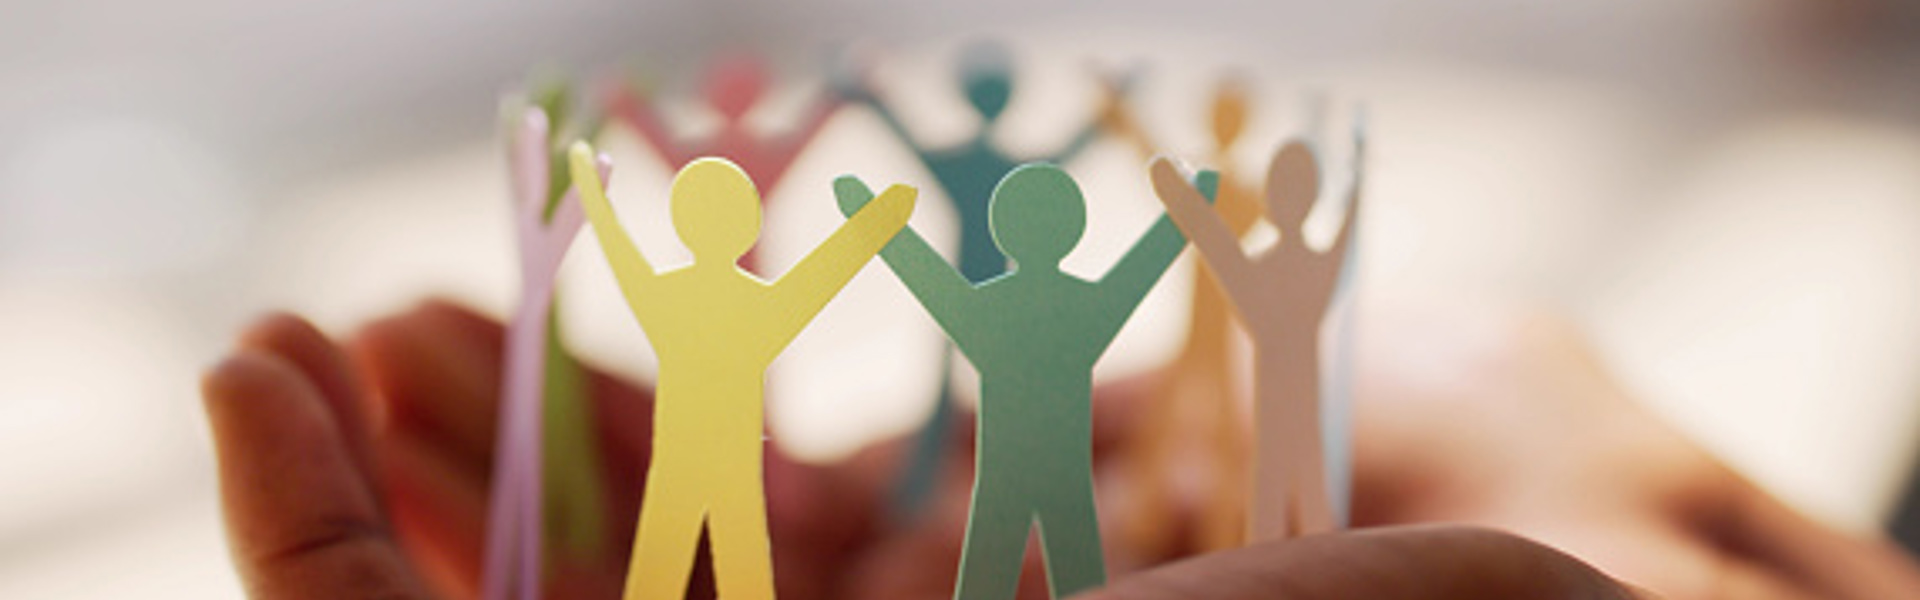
[475,46,1366,600]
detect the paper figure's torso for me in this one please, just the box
[927,140,1020,284]
[638,266,783,453]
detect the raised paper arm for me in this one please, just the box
[765,181,916,346]
[1094,169,1215,342]
[833,176,984,341]
[1149,158,1257,301]
[1099,77,1157,160]
[568,142,663,326]
[760,91,846,187]
[1326,119,1367,263]
[510,110,604,269]
[605,85,697,167]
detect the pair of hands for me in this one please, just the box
[202,299,1920,599]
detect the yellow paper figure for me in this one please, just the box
[1100,75,1263,554]
[568,142,915,600]
[1149,124,1364,541]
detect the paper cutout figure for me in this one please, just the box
[837,41,1114,516]
[835,163,1201,600]
[523,83,617,558]
[569,142,914,600]
[1147,123,1365,541]
[539,300,605,550]
[482,101,613,600]
[1299,95,1363,529]
[604,54,843,270]
[1098,73,1262,553]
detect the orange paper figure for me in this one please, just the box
[604,55,843,270]
[568,142,914,600]
[1147,124,1365,541]
[1100,74,1263,554]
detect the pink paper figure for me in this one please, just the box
[481,106,613,600]
[1148,119,1366,542]
[603,54,843,270]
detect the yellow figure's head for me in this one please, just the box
[670,158,762,264]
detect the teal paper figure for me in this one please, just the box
[835,164,1211,600]
[837,42,1113,516]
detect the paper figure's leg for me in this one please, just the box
[708,465,775,600]
[1323,300,1357,528]
[1247,388,1294,542]
[544,305,607,555]
[623,469,705,600]
[1120,367,1182,554]
[1037,475,1108,598]
[1199,363,1248,550]
[518,442,543,600]
[481,460,524,600]
[952,482,1028,600]
[891,345,957,520]
[518,390,550,600]
[1291,386,1337,536]
[484,306,547,600]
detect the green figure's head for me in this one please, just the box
[671,158,763,264]
[959,41,1012,124]
[989,164,1084,272]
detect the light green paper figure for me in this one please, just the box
[836,41,1118,517]
[569,142,915,600]
[835,163,1211,600]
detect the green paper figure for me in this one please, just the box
[525,82,611,558]
[837,41,1114,516]
[835,164,1212,600]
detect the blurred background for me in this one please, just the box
[3,0,1920,596]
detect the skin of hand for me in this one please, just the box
[1333,301,1920,600]
[203,303,888,600]
[202,299,1919,599]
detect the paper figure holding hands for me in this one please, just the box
[835,163,1203,600]
[836,41,1116,516]
[482,98,613,600]
[1098,73,1264,554]
[569,142,914,600]
[1148,121,1365,541]
[604,54,842,269]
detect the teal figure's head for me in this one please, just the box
[989,164,1084,271]
[959,41,1012,123]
